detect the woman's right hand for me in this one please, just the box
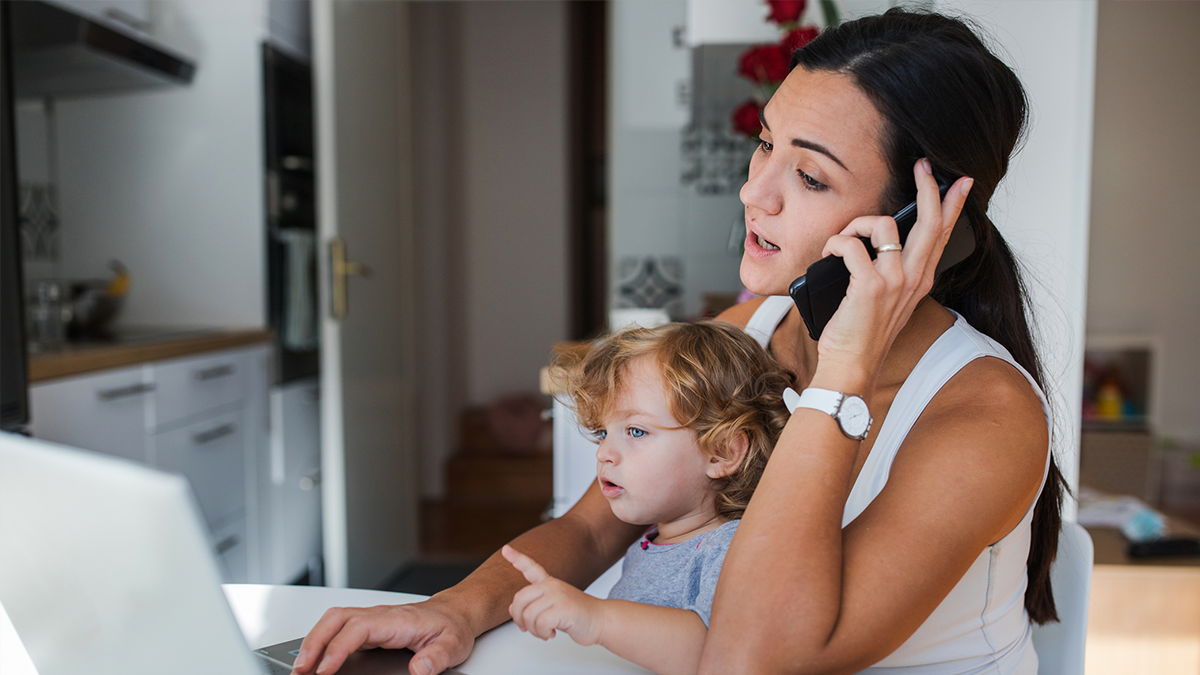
[290,595,475,675]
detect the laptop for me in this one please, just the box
[0,431,435,675]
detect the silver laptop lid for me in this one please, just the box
[0,431,262,675]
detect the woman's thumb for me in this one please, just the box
[409,642,450,675]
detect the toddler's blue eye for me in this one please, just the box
[594,429,607,441]
[629,427,646,438]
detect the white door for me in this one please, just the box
[313,0,417,589]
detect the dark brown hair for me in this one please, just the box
[791,9,1064,623]
[555,321,793,521]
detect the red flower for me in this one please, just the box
[766,0,806,25]
[783,26,820,55]
[738,44,790,84]
[732,100,763,138]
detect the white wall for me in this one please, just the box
[410,2,465,498]
[1087,1,1200,444]
[460,1,570,405]
[938,0,1097,506]
[47,0,270,329]
[410,1,570,497]
[609,0,745,320]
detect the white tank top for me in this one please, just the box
[745,296,1050,675]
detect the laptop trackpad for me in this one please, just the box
[254,638,415,675]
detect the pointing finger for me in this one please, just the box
[502,545,550,585]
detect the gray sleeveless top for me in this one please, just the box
[746,295,1050,674]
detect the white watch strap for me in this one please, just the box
[783,387,843,415]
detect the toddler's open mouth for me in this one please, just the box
[600,477,623,498]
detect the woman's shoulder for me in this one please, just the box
[714,296,769,330]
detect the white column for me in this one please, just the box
[937,0,1098,519]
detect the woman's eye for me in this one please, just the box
[799,170,828,192]
[757,139,773,154]
[628,427,646,438]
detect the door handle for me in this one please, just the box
[329,236,372,319]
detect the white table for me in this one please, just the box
[223,584,652,675]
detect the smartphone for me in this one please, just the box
[787,175,974,341]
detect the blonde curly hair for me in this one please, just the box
[554,321,794,521]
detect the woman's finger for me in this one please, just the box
[927,177,974,278]
[310,616,373,675]
[898,158,946,272]
[822,234,880,290]
[293,607,353,673]
[408,639,456,675]
[834,215,897,243]
[502,544,550,585]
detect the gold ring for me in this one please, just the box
[876,243,903,254]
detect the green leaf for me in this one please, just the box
[820,0,841,28]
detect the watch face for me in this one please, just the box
[838,396,872,437]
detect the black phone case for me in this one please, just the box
[788,177,970,341]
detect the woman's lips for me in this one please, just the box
[600,477,624,498]
[745,228,782,259]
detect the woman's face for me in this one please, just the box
[740,67,893,296]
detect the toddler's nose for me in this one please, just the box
[596,440,618,464]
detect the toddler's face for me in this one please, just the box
[593,356,719,528]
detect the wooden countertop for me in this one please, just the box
[29,329,273,383]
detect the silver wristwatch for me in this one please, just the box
[783,387,873,441]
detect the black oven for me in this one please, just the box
[263,44,317,384]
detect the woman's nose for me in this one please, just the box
[740,154,783,217]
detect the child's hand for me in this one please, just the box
[502,544,606,646]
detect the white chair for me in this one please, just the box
[1031,521,1094,675]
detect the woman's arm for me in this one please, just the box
[505,546,708,675]
[292,482,643,675]
[701,357,1047,674]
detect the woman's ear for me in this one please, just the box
[707,431,749,480]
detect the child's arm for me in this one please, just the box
[502,545,708,675]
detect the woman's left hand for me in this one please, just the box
[814,158,973,388]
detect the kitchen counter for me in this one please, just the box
[28,328,273,383]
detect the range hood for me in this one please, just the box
[9,1,195,99]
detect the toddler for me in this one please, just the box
[501,321,792,675]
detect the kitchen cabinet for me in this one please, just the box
[27,363,152,463]
[155,408,246,530]
[29,342,270,583]
[153,350,249,431]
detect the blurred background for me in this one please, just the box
[1,1,1199,671]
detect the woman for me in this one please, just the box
[292,9,1063,675]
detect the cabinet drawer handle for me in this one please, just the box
[215,534,240,555]
[96,383,156,401]
[193,423,236,445]
[193,364,235,382]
